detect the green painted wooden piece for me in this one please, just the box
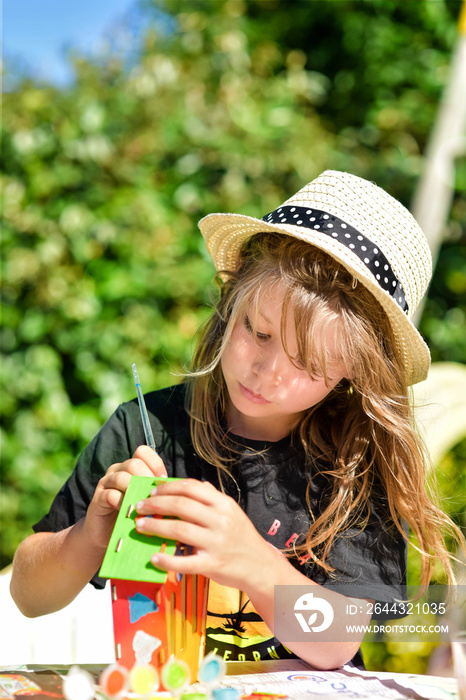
[99,475,178,583]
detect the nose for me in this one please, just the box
[251,348,282,386]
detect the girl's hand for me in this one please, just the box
[83,445,167,551]
[134,478,277,593]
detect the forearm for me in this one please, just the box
[10,519,106,617]
[244,547,368,670]
[10,446,169,618]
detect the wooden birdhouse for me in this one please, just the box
[99,476,209,680]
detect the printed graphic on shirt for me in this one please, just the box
[206,582,269,648]
[205,581,295,661]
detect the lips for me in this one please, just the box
[239,383,272,404]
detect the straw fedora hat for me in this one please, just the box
[198,170,432,386]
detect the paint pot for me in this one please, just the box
[99,664,129,699]
[211,689,241,700]
[161,657,191,694]
[62,666,95,700]
[198,654,226,687]
[129,664,160,696]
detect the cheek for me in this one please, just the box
[221,329,250,372]
[284,374,334,407]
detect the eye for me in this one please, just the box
[244,315,270,341]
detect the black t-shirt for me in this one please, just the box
[33,384,407,664]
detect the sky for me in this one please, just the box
[3,0,141,85]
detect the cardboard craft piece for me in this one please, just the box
[99,475,209,680]
[110,568,209,677]
[99,476,179,583]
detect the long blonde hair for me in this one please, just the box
[186,233,463,587]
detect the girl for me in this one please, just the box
[10,170,462,670]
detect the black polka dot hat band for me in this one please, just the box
[263,205,408,313]
[198,170,432,385]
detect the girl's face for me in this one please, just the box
[221,283,348,441]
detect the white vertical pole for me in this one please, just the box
[411,0,466,325]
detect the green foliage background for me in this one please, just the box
[1,0,465,672]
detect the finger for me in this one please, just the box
[100,470,132,494]
[106,459,150,478]
[149,478,219,506]
[97,470,133,510]
[105,488,126,510]
[132,445,168,477]
[150,550,205,575]
[135,493,218,529]
[108,456,159,479]
[135,515,209,550]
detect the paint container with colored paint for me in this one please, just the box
[198,654,226,688]
[128,664,160,696]
[211,689,241,700]
[62,666,94,700]
[99,664,129,699]
[161,657,191,695]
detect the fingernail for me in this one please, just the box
[150,488,157,496]
[136,517,146,529]
[136,501,145,511]
[151,555,159,564]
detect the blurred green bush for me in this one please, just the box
[1,0,464,673]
